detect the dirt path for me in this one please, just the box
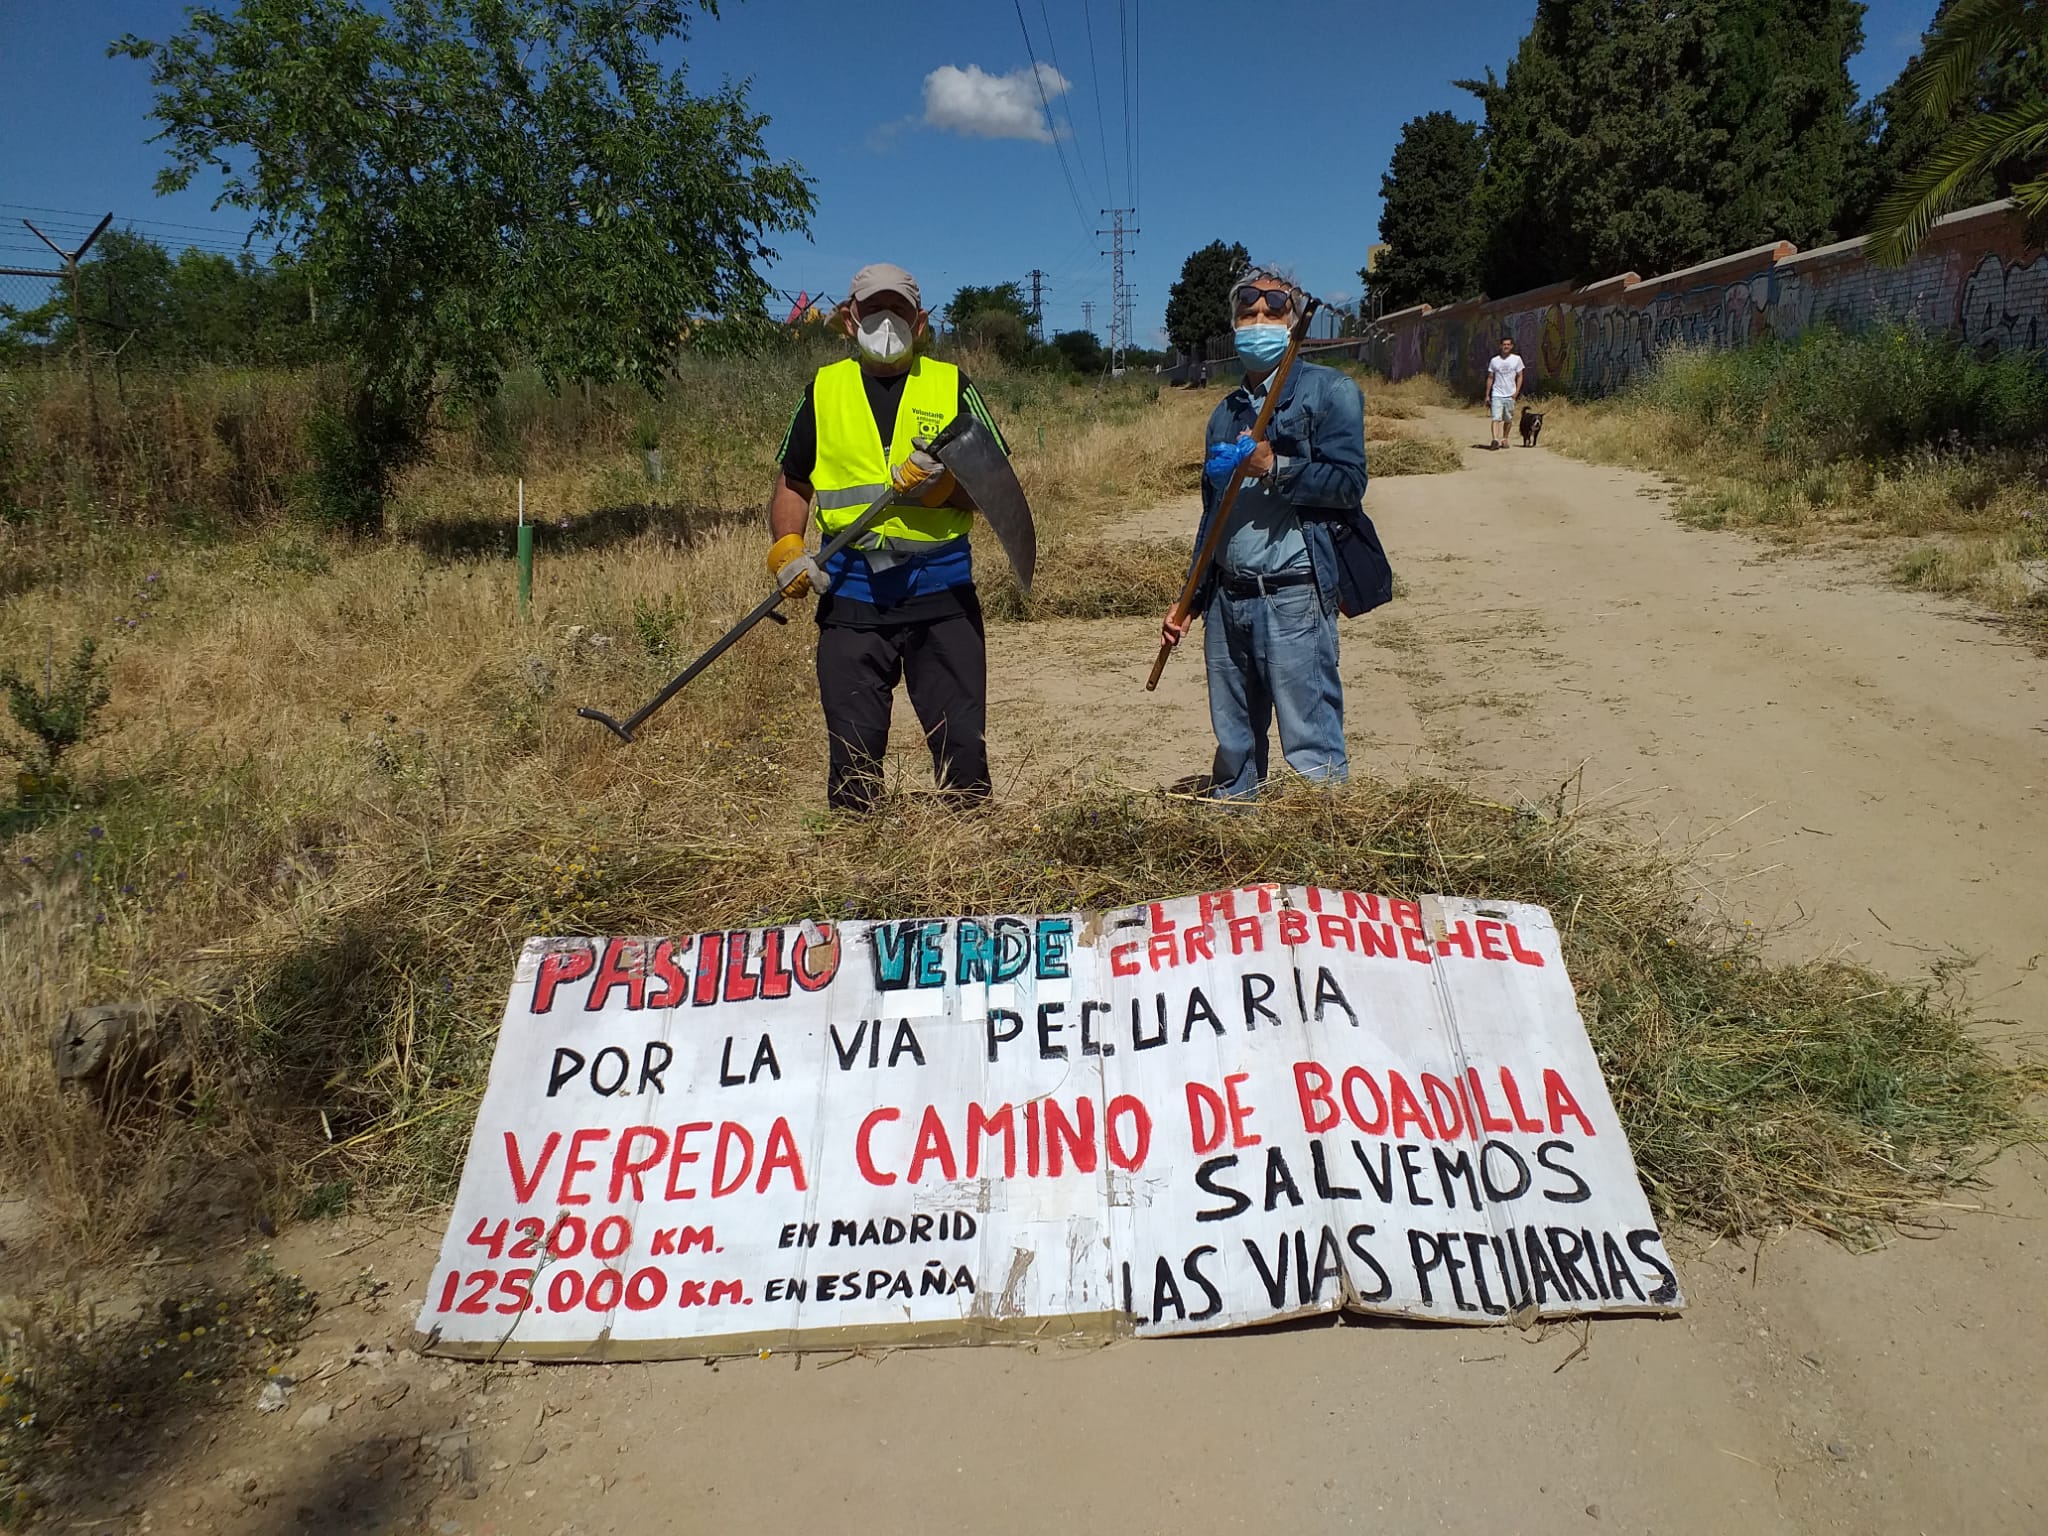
[67,413,2048,1535]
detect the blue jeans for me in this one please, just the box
[1202,581,1349,799]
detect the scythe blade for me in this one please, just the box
[929,414,1036,594]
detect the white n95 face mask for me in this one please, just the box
[855,311,913,362]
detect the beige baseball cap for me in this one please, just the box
[849,262,920,309]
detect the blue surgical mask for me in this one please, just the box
[1234,321,1289,371]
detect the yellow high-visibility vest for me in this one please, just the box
[809,356,971,547]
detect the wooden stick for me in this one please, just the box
[1146,296,1323,691]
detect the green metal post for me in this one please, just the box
[516,477,533,617]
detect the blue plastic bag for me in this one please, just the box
[1204,435,1257,484]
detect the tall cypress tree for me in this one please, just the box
[1461,0,1867,293]
[1164,240,1251,359]
[1704,0,1868,250]
[1368,112,1487,310]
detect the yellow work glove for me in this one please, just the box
[767,532,822,598]
[890,440,958,508]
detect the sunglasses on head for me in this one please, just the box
[1234,285,1293,316]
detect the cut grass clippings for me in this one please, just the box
[90,776,2041,1251]
[1367,433,1466,476]
[982,539,1189,621]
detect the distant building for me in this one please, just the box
[1363,243,1391,321]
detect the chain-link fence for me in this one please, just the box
[0,269,66,355]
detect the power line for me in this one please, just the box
[1132,0,1143,214]
[1035,0,1095,202]
[1011,0,1092,237]
[1080,0,1116,200]
[1118,0,1134,208]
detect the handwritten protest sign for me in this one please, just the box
[418,886,1681,1360]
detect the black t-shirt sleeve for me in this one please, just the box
[777,381,818,484]
[956,372,1009,453]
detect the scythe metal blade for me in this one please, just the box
[929,414,1036,594]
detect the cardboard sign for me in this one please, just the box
[418,887,1681,1360]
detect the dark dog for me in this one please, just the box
[1519,406,1545,447]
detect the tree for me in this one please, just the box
[959,309,1033,364]
[1701,0,1868,251]
[1164,240,1248,359]
[1865,0,2048,260]
[116,0,812,531]
[1367,113,1485,310]
[2,229,321,366]
[0,230,176,359]
[1459,0,1866,294]
[1050,328,1104,373]
[944,283,1032,331]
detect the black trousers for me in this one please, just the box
[816,598,991,812]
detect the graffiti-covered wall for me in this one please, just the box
[1354,201,2046,397]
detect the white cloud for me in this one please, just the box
[922,63,1069,143]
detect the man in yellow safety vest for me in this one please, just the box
[764,262,1009,811]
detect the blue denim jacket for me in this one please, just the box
[1187,360,1371,616]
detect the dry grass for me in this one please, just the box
[0,372,1202,1251]
[1368,433,1466,476]
[982,539,1189,621]
[1365,369,1463,412]
[0,350,2035,1278]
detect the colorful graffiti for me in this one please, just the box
[1360,202,2045,397]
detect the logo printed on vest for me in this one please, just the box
[911,407,945,439]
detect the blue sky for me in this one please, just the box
[2,0,1939,344]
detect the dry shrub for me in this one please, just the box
[0,863,181,1260]
[1,367,316,526]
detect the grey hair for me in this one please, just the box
[1230,263,1302,319]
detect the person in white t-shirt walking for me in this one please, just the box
[1484,334,1525,450]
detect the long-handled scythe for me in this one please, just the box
[1145,295,1322,691]
[578,413,1034,744]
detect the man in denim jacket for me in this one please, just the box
[1159,267,1377,799]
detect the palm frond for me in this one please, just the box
[2011,170,2048,242]
[1869,98,2048,263]
[1900,0,2037,124]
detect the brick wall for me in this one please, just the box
[1346,200,2046,398]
